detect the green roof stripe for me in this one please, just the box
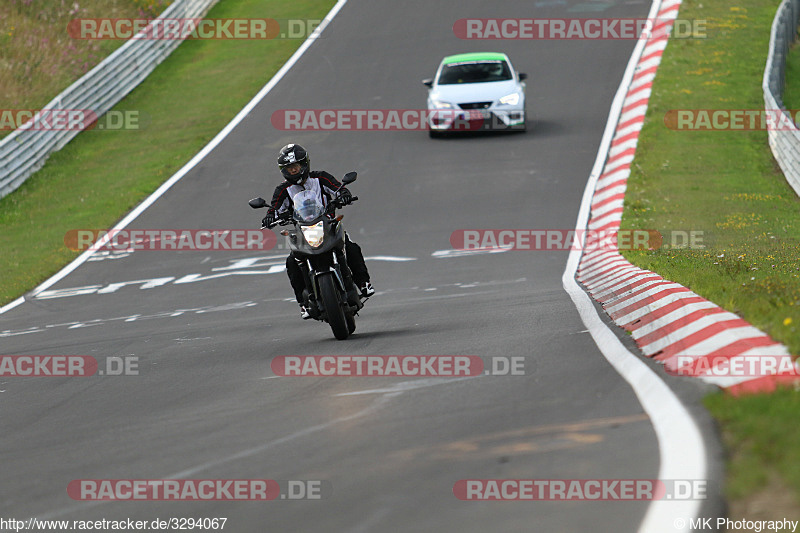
[442,52,507,64]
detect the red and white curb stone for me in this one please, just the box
[576,0,798,395]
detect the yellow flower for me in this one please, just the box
[784,317,793,326]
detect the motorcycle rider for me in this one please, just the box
[262,143,374,319]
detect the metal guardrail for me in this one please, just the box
[0,0,219,199]
[764,0,800,197]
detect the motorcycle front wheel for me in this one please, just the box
[319,273,349,340]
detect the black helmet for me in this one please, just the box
[277,143,310,185]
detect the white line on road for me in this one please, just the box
[562,1,705,532]
[335,376,478,396]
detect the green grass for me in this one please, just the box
[0,0,334,304]
[782,38,800,110]
[621,0,800,354]
[704,389,800,501]
[619,0,800,511]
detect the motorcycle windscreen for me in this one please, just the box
[292,190,326,222]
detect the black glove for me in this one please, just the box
[338,188,353,205]
[262,210,276,228]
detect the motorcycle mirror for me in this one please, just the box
[249,197,267,209]
[342,172,357,184]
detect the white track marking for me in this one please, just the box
[562,1,705,531]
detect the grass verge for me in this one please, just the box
[0,0,334,305]
[620,0,800,515]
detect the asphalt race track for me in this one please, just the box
[1,0,724,531]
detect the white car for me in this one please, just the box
[423,52,527,136]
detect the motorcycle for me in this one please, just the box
[248,172,366,340]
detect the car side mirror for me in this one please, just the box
[249,197,267,209]
[518,72,528,81]
[422,78,433,88]
[342,172,357,184]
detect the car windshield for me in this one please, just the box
[292,190,325,222]
[437,60,512,85]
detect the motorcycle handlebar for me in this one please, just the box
[262,197,359,229]
[263,213,292,230]
[326,195,359,214]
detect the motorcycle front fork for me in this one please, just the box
[299,246,356,305]
[336,246,356,290]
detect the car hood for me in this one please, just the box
[430,79,521,105]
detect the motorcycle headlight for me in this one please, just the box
[498,93,520,106]
[301,221,325,247]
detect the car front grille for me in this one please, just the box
[458,101,492,109]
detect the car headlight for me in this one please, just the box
[498,93,520,106]
[430,99,457,110]
[301,222,325,247]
